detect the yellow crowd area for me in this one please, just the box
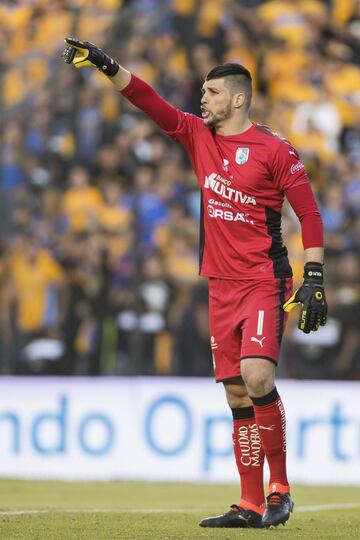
[0,0,359,378]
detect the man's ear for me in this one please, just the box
[233,92,245,108]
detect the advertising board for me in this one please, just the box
[0,377,359,484]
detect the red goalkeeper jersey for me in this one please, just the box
[121,75,322,281]
[166,115,310,279]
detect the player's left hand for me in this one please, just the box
[61,37,119,76]
[283,262,328,334]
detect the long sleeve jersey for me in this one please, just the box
[121,75,323,280]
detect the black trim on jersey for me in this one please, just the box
[240,355,278,365]
[199,193,205,271]
[216,358,277,383]
[218,372,268,384]
[277,278,287,346]
[265,207,292,278]
[220,376,244,384]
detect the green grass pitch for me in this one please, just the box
[0,480,359,539]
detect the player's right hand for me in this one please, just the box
[62,38,119,76]
[283,262,328,334]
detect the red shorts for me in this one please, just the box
[208,277,293,382]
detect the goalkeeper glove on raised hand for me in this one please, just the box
[283,262,328,334]
[62,38,119,76]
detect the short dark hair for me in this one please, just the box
[205,63,252,109]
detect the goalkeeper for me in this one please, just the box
[62,38,327,528]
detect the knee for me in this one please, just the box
[241,359,275,397]
[242,372,269,396]
[224,382,250,409]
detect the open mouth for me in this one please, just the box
[201,108,210,119]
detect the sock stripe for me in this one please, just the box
[250,387,279,406]
[231,406,255,420]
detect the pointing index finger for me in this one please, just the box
[64,37,85,49]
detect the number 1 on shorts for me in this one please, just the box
[257,310,264,336]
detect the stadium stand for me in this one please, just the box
[0,0,359,378]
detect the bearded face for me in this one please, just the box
[201,79,234,129]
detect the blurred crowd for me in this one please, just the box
[0,0,359,379]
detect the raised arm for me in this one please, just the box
[62,38,179,131]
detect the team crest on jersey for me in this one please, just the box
[235,147,250,165]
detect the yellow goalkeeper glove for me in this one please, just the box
[283,262,328,334]
[62,37,119,76]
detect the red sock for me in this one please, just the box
[251,388,289,491]
[232,407,265,512]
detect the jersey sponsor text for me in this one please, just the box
[204,173,257,206]
[208,205,254,224]
[290,161,304,174]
